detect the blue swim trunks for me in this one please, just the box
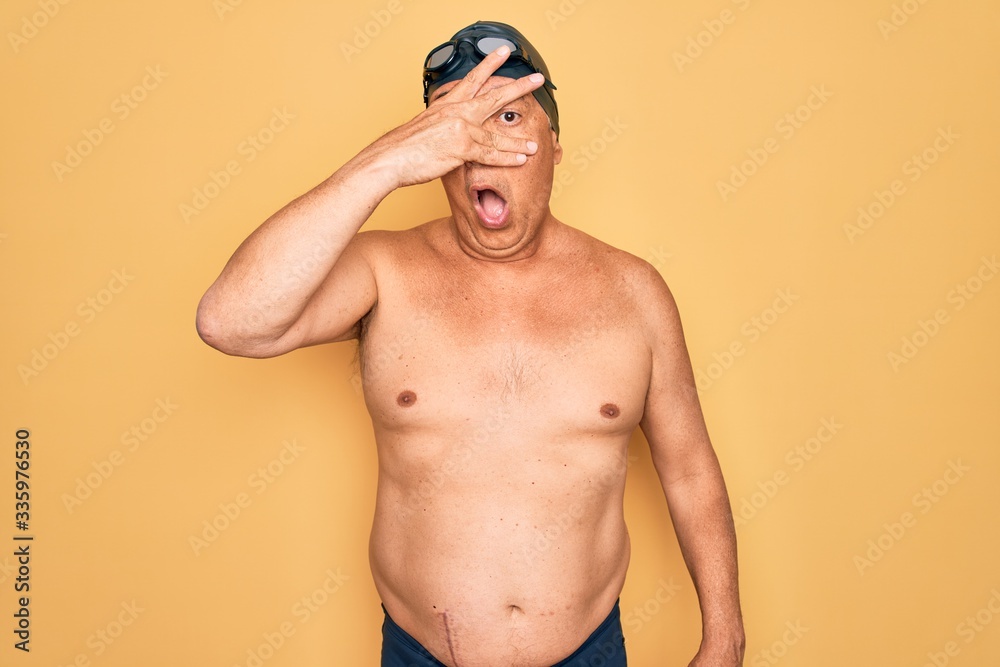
[381,599,627,666]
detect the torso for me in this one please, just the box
[359,219,652,666]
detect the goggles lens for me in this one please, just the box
[425,44,454,69]
[476,36,517,55]
[425,36,521,72]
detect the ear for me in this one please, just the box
[550,129,563,165]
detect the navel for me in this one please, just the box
[600,403,620,419]
[397,390,417,407]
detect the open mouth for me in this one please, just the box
[471,185,510,229]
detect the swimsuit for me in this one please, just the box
[381,599,627,666]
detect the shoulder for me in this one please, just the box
[559,223,678,314]
[557,224,684,353]
[349,223,433,252]
[348,220,444,267]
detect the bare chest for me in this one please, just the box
[358,275,651,436]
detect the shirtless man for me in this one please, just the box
[196,21,744,667]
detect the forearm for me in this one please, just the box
[196,145,398,352]
[661,460,744,651]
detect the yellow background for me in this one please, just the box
[2,0,999,665]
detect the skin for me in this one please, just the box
[197,47,744,666]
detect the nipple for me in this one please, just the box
[397,390,417,407]
[600,403,620,419]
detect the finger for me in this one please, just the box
[468,126,539,166]
[430,45,524,106]
[446,46,513,99]
[479,129,539,157]
[471,72,546,118]
[472,143,530,167]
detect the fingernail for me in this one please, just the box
[527,141,538,152]
[529,73,544,83]
[497,45,510,56]
[516,154,527,164]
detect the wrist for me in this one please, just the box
[333,142,405,201]
[699,626,746,659]
[353,122,440,192]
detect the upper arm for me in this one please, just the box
[267,230,380,353]
[637,264,717,483]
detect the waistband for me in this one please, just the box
[381,599,625,666]
[552,598,624,666]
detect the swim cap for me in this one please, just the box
[423,21,559,138]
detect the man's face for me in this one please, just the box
[430,76,563,261]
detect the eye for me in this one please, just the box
[498,110,520,124]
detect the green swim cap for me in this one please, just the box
[422,21,559,137]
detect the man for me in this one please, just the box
[197,20,744,667]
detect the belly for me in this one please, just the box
[369,426,632,666]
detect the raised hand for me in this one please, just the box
[367,46,545,188]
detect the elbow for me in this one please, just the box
[195,299,239,356]
[195,297,281,359]
[195,311,231,355]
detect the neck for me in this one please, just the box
[449,209,558,263]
